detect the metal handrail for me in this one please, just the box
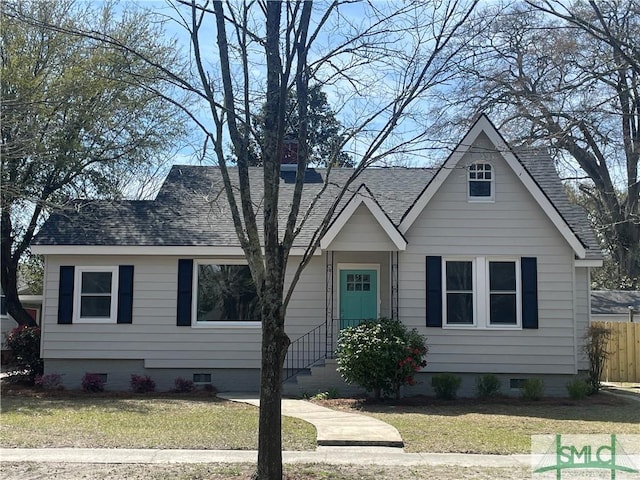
[283,321,332,382]
[283,317,371,382]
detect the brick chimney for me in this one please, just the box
[281,135,298,165]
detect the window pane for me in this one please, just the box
[363,283,370,291]
[490,294,517,324]
[81,272,112,294]
[469,181,491,197]
[446,261,472,291]
[197,264,260,321]
[80,296,111,317]
[489,262,516,291]
[447,293,473,324]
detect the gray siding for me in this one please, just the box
[575,267,590,370]
[398,133,579,375]
[41,254,326,370]
[327,204,396,251]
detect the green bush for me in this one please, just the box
[5,325,43,379]
[584,324,611,393]
[475,374,501,398]
[521,378,544,401]
[336,318,428,399]
[432,373,462,400]
[311,388,340,400]
[566,379,591,400]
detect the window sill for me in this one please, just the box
[75,318,117,324]
[467,197,495,203]
[443,324,522,331]
[193,321,261,329]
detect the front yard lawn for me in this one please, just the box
[2,387,638,455]
[318,395,640,454]
[0,392,316,451]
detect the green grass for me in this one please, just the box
[0,394,316,451]
[357,397,640,454]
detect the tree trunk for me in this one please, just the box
[1,211,37,327]
[254,290,290,480]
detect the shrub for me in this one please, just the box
[431,373,462,400]
[311,388,340,400]
[5,325,44,378]
[34,373,63,390]
[584,324,612,393]
[521,378,544,401]
[336,317,428,399]
[173,377,195,393]
[82,373,106,393]
[475,374,501,398]
[566,379,591,400]
[130,374,156,393]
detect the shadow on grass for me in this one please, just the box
[315,393,639,425]
[0,383,231,415]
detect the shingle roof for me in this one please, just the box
[591,290,640,315]
[32,151,601,258]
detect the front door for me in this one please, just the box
[339,269,378,329]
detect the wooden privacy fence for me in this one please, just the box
[592,321,640,383]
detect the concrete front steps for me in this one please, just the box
[283,359,366,398]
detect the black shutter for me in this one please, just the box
[426,256,442,327]
[177,259,193,326]
[521,257,538,329]
[58,266,75,324]
[117,265,134,324]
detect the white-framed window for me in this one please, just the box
[444,260,475,326]
[74,267,118,323]
[487,261,519,326]
[193,260,261,327]
[443,257,521,329]
[468,162,494,201]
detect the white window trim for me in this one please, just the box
[192,259,261,329]
[442,257,477,328]
[485,258,521,330]
[74,266,118,324]
[467,161,495,203]
[442,257,522,330]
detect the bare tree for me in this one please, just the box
[16,1,479,477]
[446,1,639,287]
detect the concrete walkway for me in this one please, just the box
[218,393,404,448]
[0,447,532,467]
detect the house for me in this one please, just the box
[31,115,602,396]
[1,284,43,358]
[591,290,640,323]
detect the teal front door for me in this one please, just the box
[339,269,378,329]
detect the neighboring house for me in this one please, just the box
[30,115,602,396]
[591,290,640,323]
[1,284,43,356]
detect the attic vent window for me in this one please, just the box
[468,162,494,201]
